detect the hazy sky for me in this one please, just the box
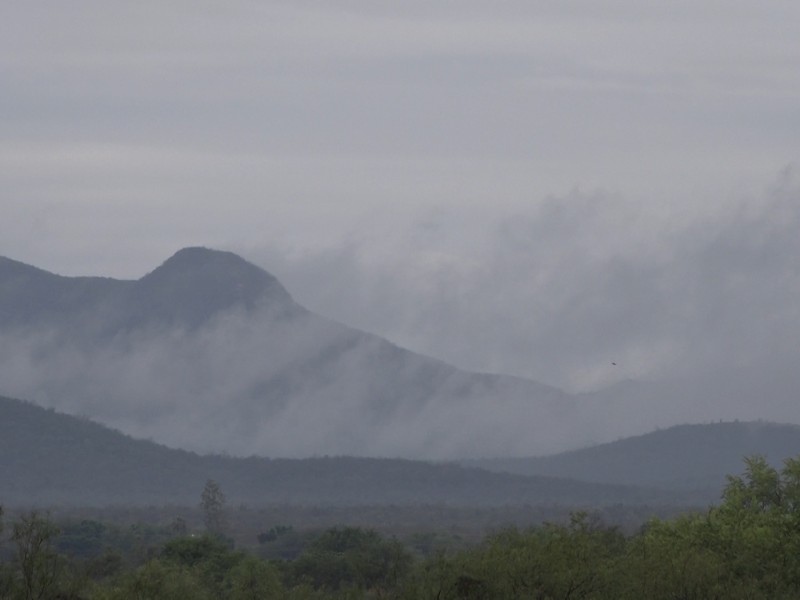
[2,1,799,391]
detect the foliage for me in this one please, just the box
[200,479,227,536]
[56,520,108,559]
[617,454,800,599]
[160,534,239,596]
[6,455,800,598]
[291,527,412,592]
[224,555,283,599]
[0,505,12,600]
[399,512,624,599]
[256,526,317,561]
[96,558,213,600]
[11,511,63,600]
[0,394,691,508]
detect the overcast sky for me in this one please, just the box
[2,1,799,391]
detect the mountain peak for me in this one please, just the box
[155,246,247,270]
[134,247,297,328]
[0,248,299,334]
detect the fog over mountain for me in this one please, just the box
[0,248,579,458]
[2,1,799,463]
[4,222,800,460]
[2,236,799,461]
[2,393,680,507]
[251,171,800,395]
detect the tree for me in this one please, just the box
[200,479,227,536]
[105,558,213,600]
[0,505,13,600]
[291,527,412,592]
[161,534,239,596]
[225,555,283,599]
[12,511,62,600]
[169,516,188,537]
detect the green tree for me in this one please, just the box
[200,479,227,536]
[709,454,800,597]
[100,558,212,600]
[225,555,283,599]
[621,514,727,600]
[161,534,239,596]
[617,454,800,600]
[292,527,411,592]
[436,513,624,599]
[55,519,107,559]
[0,505,14,600]
[11,511,62,600]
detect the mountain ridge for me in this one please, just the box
[465,420,800,498]
[0,393,679,507]
[4,248,795,460]
[0,248,579,459]
[0,247,299,334]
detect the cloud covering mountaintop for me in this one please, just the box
[4,244,800,460]
[2,2,798,444]
[0,248,580,459]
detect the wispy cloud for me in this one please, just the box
[252,169,800,393]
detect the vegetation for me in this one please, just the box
[0,394,683,507]
[468,420,800,498]
[200,480,228,537]
[4,455,800,598]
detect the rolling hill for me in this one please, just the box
[466,421,800,501]
[0,394,678,507]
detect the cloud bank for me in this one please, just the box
[249,169,800,394]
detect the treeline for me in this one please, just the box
[4,455,800,599]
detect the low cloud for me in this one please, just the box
[0,302,578,458]
[248,168,800,394]
[2,171,799,459]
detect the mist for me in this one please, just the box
[1,1,799,460]
[2,170,800,461]
[248,168,800,395]
[0,288,579,459]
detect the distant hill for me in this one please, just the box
[0,395,680,507]
[0,248,580,459]
[465,421,800,501]
[3,248,799,460]
[0,247,297,336]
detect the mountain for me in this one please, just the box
[5,248,795,461]
[0,394,678,507]
[465,421,800,501]
[0,248,578,459]
[0,247,297,336]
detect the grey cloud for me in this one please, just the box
[2,173,800,459]
[2,1,797,284]
[3,1,798,161]
[252,169,800,395]
[0,297,580,458]
[1,1,799,455]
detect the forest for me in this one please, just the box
[2,454,800,599]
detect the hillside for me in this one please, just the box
[0,394,679,507]
[3,248,797,461]
[0,247,297,336]
[0,248,580,459]
[466,421,800,499]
